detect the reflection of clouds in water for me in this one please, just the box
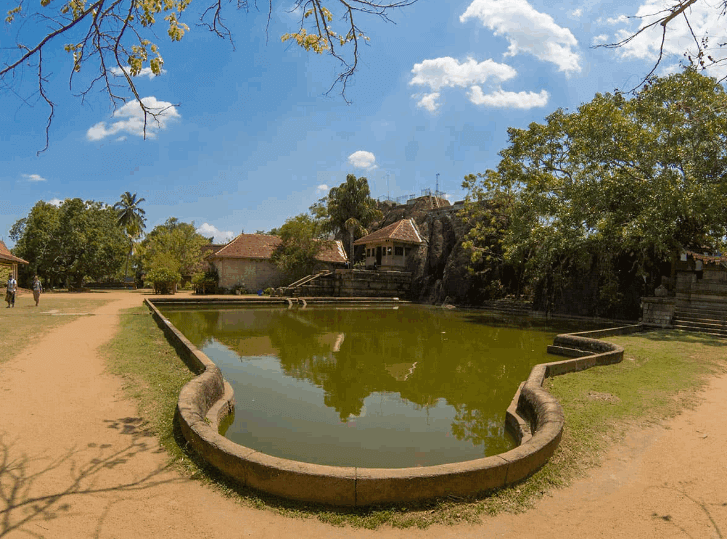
[385,361,418,382]
[345,404,366,422]
[168,305,560,464]
[245,355,283,373]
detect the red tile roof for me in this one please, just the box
[212,234,283,259]
[0,240,29,265]
[353,219,424,246]
[211,234,348,264]
[316,240,349,264]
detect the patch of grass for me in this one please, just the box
[0,292,111,363]
[104,315,727,529]
[102,306,195,462]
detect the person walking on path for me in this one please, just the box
[32,275,42,306]
[5,273,16,308]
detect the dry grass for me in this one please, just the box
[0,290,111,363]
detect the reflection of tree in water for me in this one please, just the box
[267,308,535,434]
[163,309,220,348]
[166,306,555,443]
[450,404,507,449]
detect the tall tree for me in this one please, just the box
[140,218,210,282]
[2,0,416,152]
[271,213,329,281]
[10,199,128,288]
[9,201,60,284]
[113,192,147,283]
[316,174,382,261]
[459,176,517,300]
[464,69,727,314]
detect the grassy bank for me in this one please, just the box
[0,292,111,364]
[102,308,727,529]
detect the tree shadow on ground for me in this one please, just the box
[0,417,184,538]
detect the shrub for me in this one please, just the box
[191,269,218,294]
[145,268,181,294]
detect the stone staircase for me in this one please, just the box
[283,270,332,295]
[672,303,727,337]
[282,269,412,298]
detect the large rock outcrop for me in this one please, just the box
[368,197,473,304]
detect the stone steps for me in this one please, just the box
[672,305,727,337]
[675,308,727,320]
[672,323,727,338]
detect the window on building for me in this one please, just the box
[395,246,404,256]
[387,246,392,255]
[366,248,370,257]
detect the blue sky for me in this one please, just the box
[3,0,725,246]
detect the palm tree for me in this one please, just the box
[344,217,367,266]
[113,192,146,282]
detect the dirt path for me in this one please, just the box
[1,291,725,538]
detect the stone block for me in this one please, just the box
[355,457,509,505]
[243,452,357,506]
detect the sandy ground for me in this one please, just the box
[0,290,725,538]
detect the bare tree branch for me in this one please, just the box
[595,0,727,92]
[2,0,417,152]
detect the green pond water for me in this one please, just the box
[162,305,592,468]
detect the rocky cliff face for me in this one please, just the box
[371,197,473,304]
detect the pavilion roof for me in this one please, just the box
[0,240,28,265]
[353,219,424,246]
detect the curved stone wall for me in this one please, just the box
[145,298,637,506]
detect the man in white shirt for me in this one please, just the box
[6,273,17,308]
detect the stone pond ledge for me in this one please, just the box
[144,298,641,506]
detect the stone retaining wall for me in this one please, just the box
[145,298,637,506]
[291,269,412,298]
[641,297,676,328]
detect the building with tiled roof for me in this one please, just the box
[353,219,424,271]
[209,234,348,291]
[0,240,29,280]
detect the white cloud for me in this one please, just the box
[605,15,629,25]
[468,87,549,108]
[571,8,582,18]
[110,66,166,79]
[460,0,581,74]
[197,223,235,243]
[592,34,610,45]
[86,96,180,141]
[48,198,63,207]
[410,57,517,91]
[612,0,727,78]
[415,92,442,112]
[22,174,47,182]
[410,57,521,112]
[347,150,377,170]
[316,184,330,194]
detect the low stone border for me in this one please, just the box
[145,298,640,506]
